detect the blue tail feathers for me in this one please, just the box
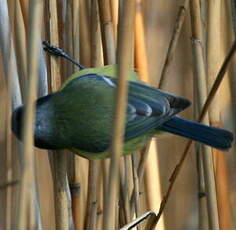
[159,116,233,150]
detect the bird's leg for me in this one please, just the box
[42,41,85,70]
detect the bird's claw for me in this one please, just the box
[42,40,67,57]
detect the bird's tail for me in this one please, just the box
[159,116,233,151]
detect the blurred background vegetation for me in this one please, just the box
[0,0,236,229]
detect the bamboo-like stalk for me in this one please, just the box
[6,109,14,230]
[119,157,131,225]
[135,0,149,83]
[46,1,70,229]
[134,4,163,220]
[70,2,89,229]
[14,0,27,97]
[133,4,162,228]
[90,0,103,67]
[19,0,29,31]
[207,0,222,122]
[82,3,103,229]
[0,2,23,229]
[0,4,12,230]
[85,160,99,230]
[72,0,80,71]
[190,1,220,230]
[52,151,70,230]
[0,1,22,109]
[144,140,165,229]
[158,0,190,89]
[207,2,233,229]
[231,0,236,35]
[8,1,26,229]
[102,2,136,229]
[64,2,74,78]
[131,154,142,230]
[110,0,118,42]
[18,1,44,229]
[48,0,61,92]
[79,0,91,66]
[70,181,80,229]
[196,149,209,230]
[0,53,11,230]
[97,0,116,64]
[130,142,151,216]
[215,141,232,230]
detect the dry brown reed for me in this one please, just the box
[0,1,236,230]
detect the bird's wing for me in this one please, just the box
[125,80,191,140]
[100,76,191,141]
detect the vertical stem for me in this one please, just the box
[131,154,142,230]
[14,0,27,97]
[119,156,131,224]
[110,0,118,41]
[190,0,219,229]
[97,0,116,64]
[85,160,99,230]
[79,0,91,66]
[48,0,61,92]
[19,0,44,229]
[53,151,70,230]
[103,1,136,229]
[90,0,103,67]
[47,1,70,229]
[215,145,232,230]
[135,0,149,83]
[207,1,234,230]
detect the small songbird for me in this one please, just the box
[12,64,233,159]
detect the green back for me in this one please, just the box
[61,64,139,89]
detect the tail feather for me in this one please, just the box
[159,116,234,151]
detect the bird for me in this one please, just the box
[12,63,233,159]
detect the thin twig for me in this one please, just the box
[42,41,85,69]
[158,1,190,89]
[120,211,156,230]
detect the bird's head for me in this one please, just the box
[11,94,70,150]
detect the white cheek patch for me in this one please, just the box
[102,76,116,88]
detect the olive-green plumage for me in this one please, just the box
[12,64,233,159]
